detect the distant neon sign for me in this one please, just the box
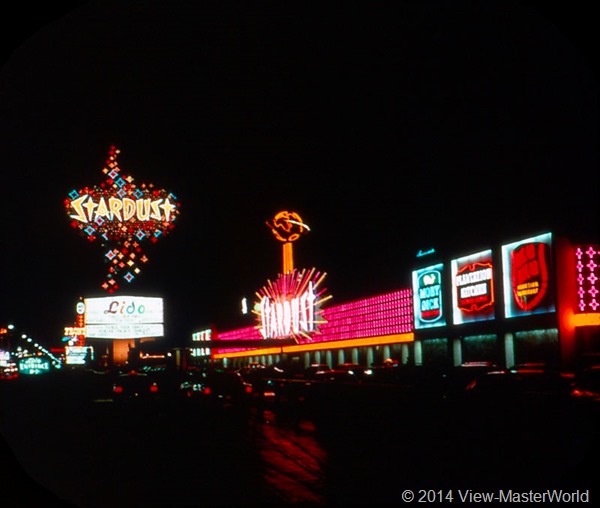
[18,357,51,375]
[66,146,180,292]
[255,268,330,340]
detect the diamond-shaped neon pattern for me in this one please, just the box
[66,146,179,293]
[575,245,600,312]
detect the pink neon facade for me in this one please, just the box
[215,289,413,354]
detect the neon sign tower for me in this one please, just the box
[65,146,180,292]
[257,211,330,341]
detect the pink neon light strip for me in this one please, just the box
[216,288,414,352]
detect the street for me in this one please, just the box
[1,371,598,507]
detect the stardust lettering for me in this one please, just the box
[69,194,176,224]
[260,282,316,339]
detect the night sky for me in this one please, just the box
[1,2,597,349]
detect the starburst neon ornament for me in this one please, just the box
[65,146,180,292]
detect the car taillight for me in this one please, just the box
[113,385,123,394]
[149,382,159,393]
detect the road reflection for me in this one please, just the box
[249,409,327,504]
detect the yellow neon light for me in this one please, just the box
[212,333,414,360]
[570,313,600,327]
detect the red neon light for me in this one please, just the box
[456,261,494,313]
[510,242,550,311]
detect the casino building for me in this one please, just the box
[189,223,600,374]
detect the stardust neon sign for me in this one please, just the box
[255,268,329,340]
[66,146,180,291]
[69,194,176,225]
[260,281,316,339]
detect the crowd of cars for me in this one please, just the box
[5,357,599,420]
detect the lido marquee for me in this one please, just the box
[84,295,164,339]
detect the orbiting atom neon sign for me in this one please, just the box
[65,146,180,292]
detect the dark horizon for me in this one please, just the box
[1,2,597,350]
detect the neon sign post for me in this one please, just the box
[256,211,330,341]
[65,146,180,292]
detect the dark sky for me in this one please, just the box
[1,1,597,349]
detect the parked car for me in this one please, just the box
[238,365,287,409]
[180,368,252,413]
[461,367,573,409]
[334,363,367,379]
[441,361,501,399]
[303,363,332,380]
[112,370,161,404]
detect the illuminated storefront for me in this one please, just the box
[199,230,599,372]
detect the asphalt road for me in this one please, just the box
[1,370,599,507]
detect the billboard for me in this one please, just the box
[501,232,556,318]
[451,249,496,324]
[412,263,447,329]
[84,296,164,339]
[65,346,94,365]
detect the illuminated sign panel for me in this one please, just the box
[255,268,330,340]
[501,232,555,318]
[66,146,180,292]
[412,263,446,329]
[575,245,600,313]
[18,357,51,375]
[84,296,164,339]
[0,350,10,366]
[66,346,94,365]
[451,249,495,324]
[192,329,212,357]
